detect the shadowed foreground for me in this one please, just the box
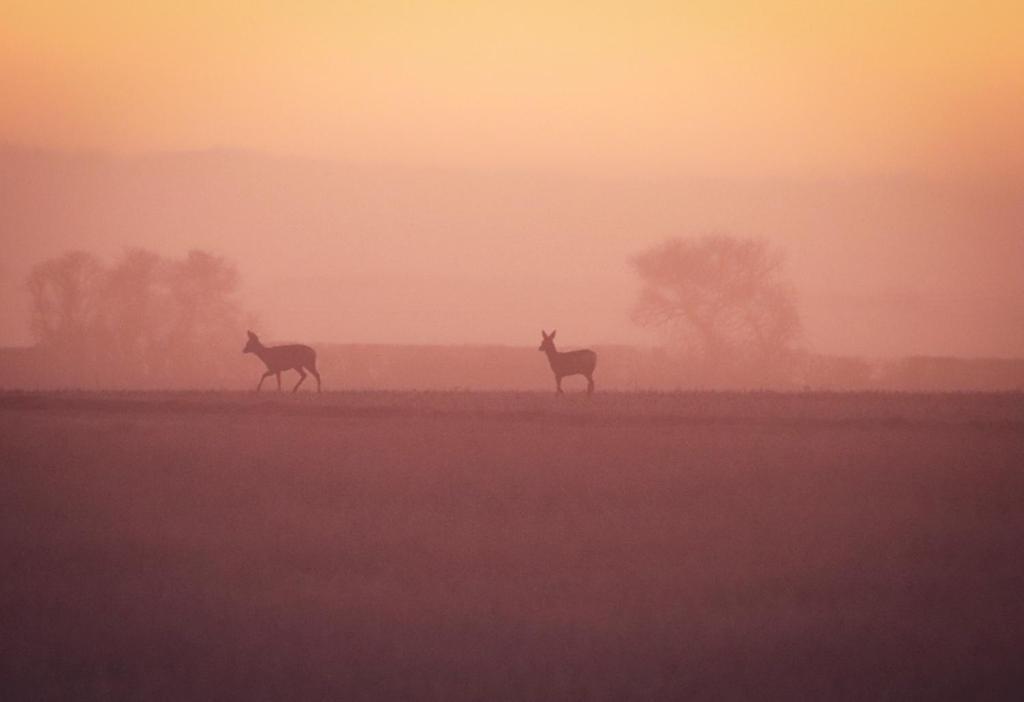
[2,392,1023,699]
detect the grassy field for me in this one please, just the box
[2,391,1023,700]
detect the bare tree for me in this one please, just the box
[630,235,801,383]
[26,248,249,387]
[164,250,245,378]
[26,251,106,349]
[99,248,169,377]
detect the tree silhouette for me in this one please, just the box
[26,248,248,386]
[631,235,801,382]
[165,250,244,377]
[100,248,168,376]
[26,251,105,349]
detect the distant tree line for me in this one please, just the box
[20,234,1013,392]
[20,234,805,390]
[4,338,1022,392]
[26,248,249,386]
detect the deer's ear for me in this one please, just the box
[541,330,547,339]
[247,330,257,339]
[550,330,556,339]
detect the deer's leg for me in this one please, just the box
[257,370,273,392]
[307,366,322,393]
[293,367,307,392]
[276,372,282,391]
[556,375,564,394]
[586,374,595,395]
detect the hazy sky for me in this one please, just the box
[4,1,1022,175]
[1,2,1022,356]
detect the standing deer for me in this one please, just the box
[242,330,321,393]
[538,330,597,395]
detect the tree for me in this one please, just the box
[26,251,106,349]
[164,250,245,377]
[630,235,801,383]
[99,248,172,379]
[169,250,241,337]
[26,248,249,386]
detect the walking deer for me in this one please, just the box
[243,331,321,392]
[539,330,597,395]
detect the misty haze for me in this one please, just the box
[2,147,1022,363]
[2,3,1023,701]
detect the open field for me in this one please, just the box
[2,391,1023,700]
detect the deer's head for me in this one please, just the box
[538,329,557,353]
[243,330,260,354]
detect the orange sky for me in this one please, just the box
[3,1,1023,175]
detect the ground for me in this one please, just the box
[2,391,1023,700]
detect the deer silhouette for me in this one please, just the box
[539,330,597,395]
[243,330,321,392]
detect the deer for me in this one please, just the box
[242,330,321,393]
[538,330,597,395]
